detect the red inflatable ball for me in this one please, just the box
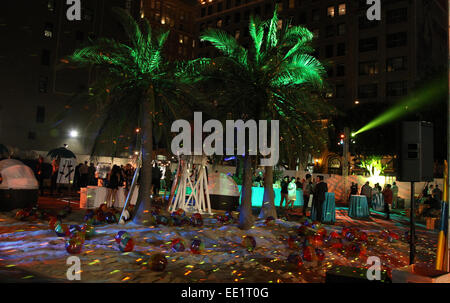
[115,231,130,244]
[171,238,186,252]
[190,239,205,254]
[310,234,324,247]
[65,237,83,254]
[315,248,325,261]
[357,231,368,242]
[119,235,135,252]
[328,231,341,240]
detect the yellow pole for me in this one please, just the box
[436,161,448,270]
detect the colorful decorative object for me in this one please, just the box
[49,217,58,230]
[118,235,134,252]
[242,235,256,252]
[174,209,185,217]
[69,225,82,236]
[190,213,203,227]
[190,239,205,254]
[55,223,70,237]
[15,209,30,220]
[287,253,304,267]
[171,238,186,252]
[81,224,95,239]
[265,216,276,226]
[115,231,130,244]
[149,253,168,271]
[105,212,117,224]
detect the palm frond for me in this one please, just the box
[200,28,248,66]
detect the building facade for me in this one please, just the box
[194,0,447,109]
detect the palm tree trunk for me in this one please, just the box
[238,154,254,230]
[133,90,154,225]
[259,165,277,219]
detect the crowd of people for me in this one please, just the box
[279,174,329,222]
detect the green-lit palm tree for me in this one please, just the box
[66,7,195,224]
[200,9,326,229]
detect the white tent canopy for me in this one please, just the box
[0,159,38,190]
[207,172,240,197]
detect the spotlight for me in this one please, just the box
[69,130,78,138]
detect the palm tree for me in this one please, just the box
[66,8,192,224]
[200,9,326,229]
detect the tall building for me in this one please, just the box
[194,0,448,109]
[140,0,197,60]
[0,0,139,156]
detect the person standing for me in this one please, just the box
[152,164,162,196]
[392,182,399,208]
[302,174,313,216]
[382,184,393,220]
[88,163,96,186]
[280,176,289,208]
[35,156,45,196]
[349,182,358,201]
[106,165,121,208]
[360,181,372,209]
[50,157,60,195]
[432,185,443,201]
[79,161,89,188]
[286,177,297,209]
[296,178,302,190]
[313,176,328,222]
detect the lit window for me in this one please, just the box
[216,19,222,27]
[44,23,53,38]
[235,30,240,39]
[277,3,283,12]
[289,0,295,9]
[327,6,335,17]
[338,3,346,16]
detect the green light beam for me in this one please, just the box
[353,77,447,136]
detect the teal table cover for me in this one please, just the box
[348,195,370,218]
[237,186,304,207]
[311,192,336,223]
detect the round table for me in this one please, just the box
[348,195,370,218]
[311,192,336,223]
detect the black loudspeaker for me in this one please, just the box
[397,121,434,182]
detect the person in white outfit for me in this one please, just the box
[286,177,297,209]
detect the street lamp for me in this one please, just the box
[69,130,78,138]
